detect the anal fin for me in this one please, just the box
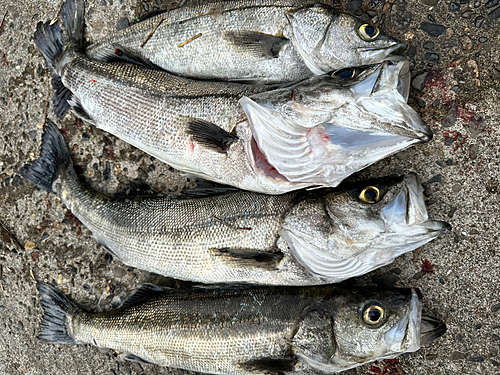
[237,356,298,374]
[223,31,288,60]
[210,248,283,271]
[123,353,155,365]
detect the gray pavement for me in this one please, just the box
[0,0,499,374]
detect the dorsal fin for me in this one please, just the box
[119,283,171,309]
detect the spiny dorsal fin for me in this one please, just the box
[223,31,288,60]
[185,117,238,154]
[210,248,284,271]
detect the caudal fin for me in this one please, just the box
[37,281,81,344]
[19,119,72,194]
[34,0,85,118]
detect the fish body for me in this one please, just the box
[87,0,406,84]
[34,0,431,194]
[37,282,446,374]
[20,120,450,285]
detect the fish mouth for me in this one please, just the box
[357,42,407,64]
[420,315,447,345]
[352,60,432,143]
[382,173,451,233]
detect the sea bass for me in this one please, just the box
[34,0,431,194]
[20,120,450,285]
[86,0,406,84]
[37,282,446,374]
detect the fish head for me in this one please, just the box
[280,174,450,280]
[286,6,405,73]
[294,288,445,371]
[242,60,432,188]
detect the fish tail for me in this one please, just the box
[37,281,81,345]
[19,119,73,194]
[34,0,85,118]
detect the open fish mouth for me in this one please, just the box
[384,289,446,354]
[357,42,408,65]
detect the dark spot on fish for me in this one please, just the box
[115,48,123,56]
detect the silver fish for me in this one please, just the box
[87,0,406,84]
[37,282,446,374]
[20,120,450,285]
[34,0,431,194]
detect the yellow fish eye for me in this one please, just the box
[363,304,385,325]
[359,186,380,204]
[331,68,356,79]
[358,24,380,41]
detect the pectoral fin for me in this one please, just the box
[185,117,238,154]
[210,248,284,271]
[237,356,299,374]
[223,31,288,60]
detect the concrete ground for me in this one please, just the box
[0,0,499,374]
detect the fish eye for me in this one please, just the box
[331,68,356,79]
[358,24,380,41]
[359,186,380,204]
[362,303,385,326]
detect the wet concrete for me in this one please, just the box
[0,0,499,374]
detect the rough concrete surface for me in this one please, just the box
[0,0,499,374]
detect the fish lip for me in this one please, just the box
[357,42,407,63]
[419,314,447,345]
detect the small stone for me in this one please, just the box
[469,144,478,159]
[444,137,456,146]
[436,160,446,167]
[382,2,392,12]
[492,359,500,366]
[492,302,500,312]
[474,0,481,6]
[41,232,49,241]
[116,17,130,31]
[432,98,441,107]
[412,72,428,91]
[413,270,426,279]
[426,354,438,360]
[490,347,499,356]
[426,174,443,184]
[422,0,439,5]
[18,321,24,331]
[390,268,401,275]
[450,351,467,360]
[461,36,473,51]
[0,306,4,312]
[493,334,500,341]
[423,41,435,49]
[485,0,499,7]
[489,6,500,18]
[347,0,363,11]
[439,278,445,284]
[57,274,64,284]
[371,272,399,288]
[142,1,149,11]
[479,36,488,43]
[82,132,90,141]
[83,284,90,291]
[475,323,482,329]
[469,357,484,362]
[425,52,440,63]
[449,2,461,11]
[442,106,458,127]
[475,15,485,27]
[24,240,35,250]
[104,252,113,265]
[112,266,127,278]
[462,10,472,18]
[421,22,446,37]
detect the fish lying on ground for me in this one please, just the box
[37,281,446,374]
[33,0,431,194]
[20,120,450,285]
[86,0,406,84]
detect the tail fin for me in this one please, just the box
[19,119,72,194]
[34,0,85,118]
[37,281,81,344]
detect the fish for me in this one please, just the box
[86,0,406,84]
[33,0,431,194]
[37,281,446,374]
[20,119,450,285]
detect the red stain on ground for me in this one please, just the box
[367,359,405,375]
[60,127,71,137]
[64,211,81,227]
[421,259,435,273]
